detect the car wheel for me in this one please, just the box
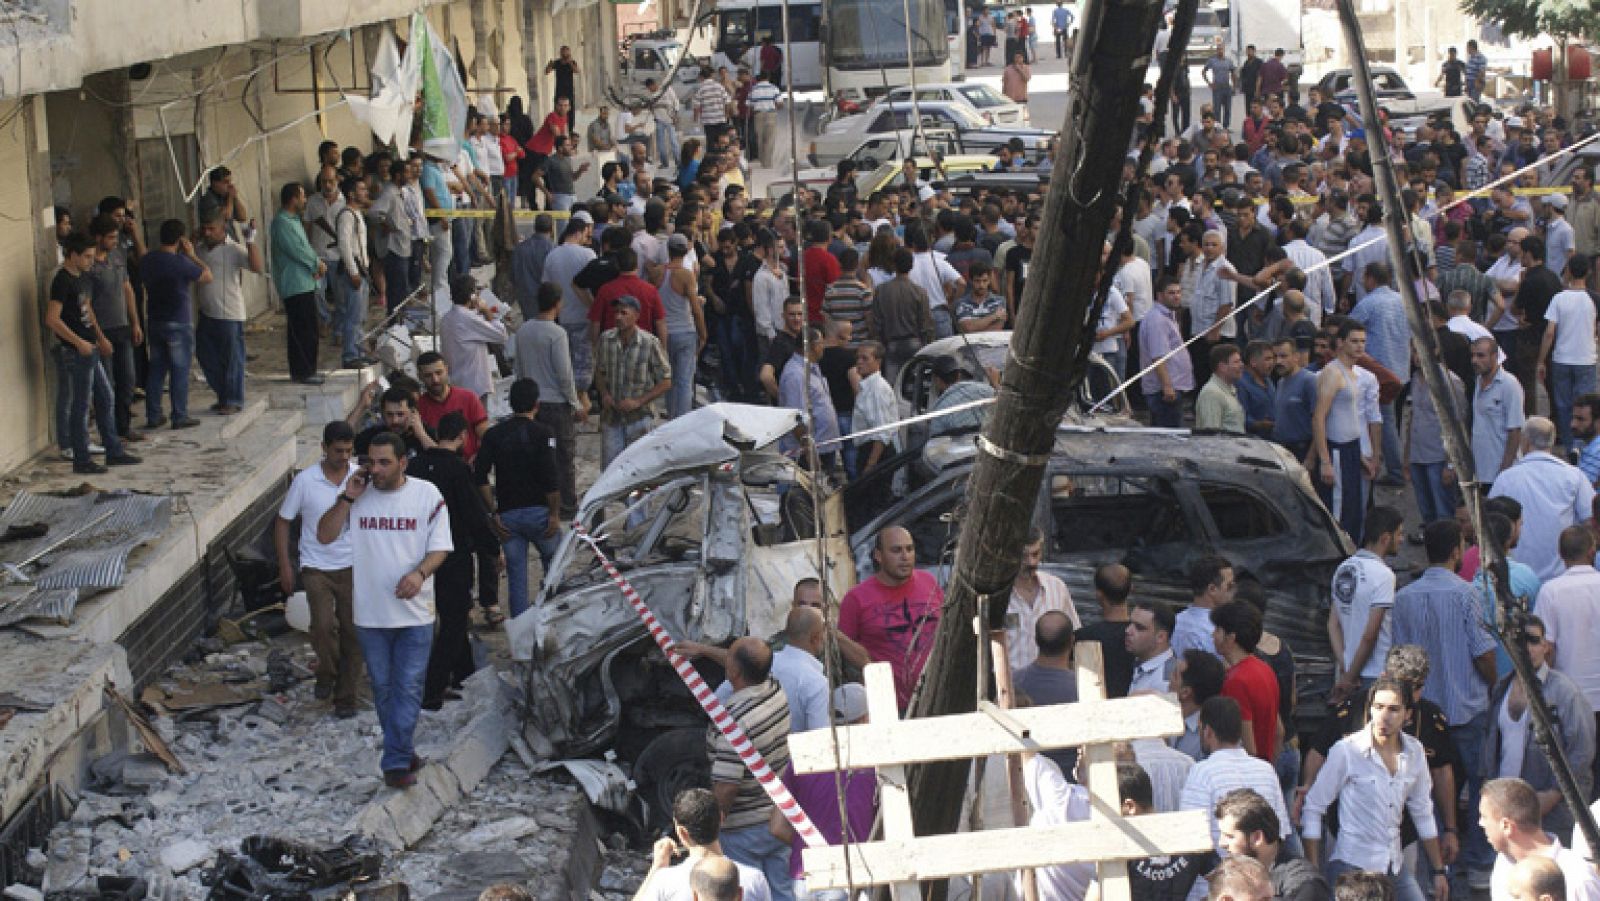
[633,726,712,831]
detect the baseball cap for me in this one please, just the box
[571,210,594,225]
[1507,116,1525,129]
[1546,192,1569,210]
[1347,128,1366,140]
[832,683,869,724]
[611,294,641,311]
[667,233,691,254]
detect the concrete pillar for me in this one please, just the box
[22,96,55,308]
[522,0,543,110]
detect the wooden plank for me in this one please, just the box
[800,810,1216,890]
[863,663,921,901]
[1078,642,1132,901]
[788,693,1183,772]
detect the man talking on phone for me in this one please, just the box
[633,788,772,901]
[318,431,452,789]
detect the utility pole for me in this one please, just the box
[905,0,1168,878]
[1334,0,1600,858]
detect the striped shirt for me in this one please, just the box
[747,80,781,112]
[1436,263,1499,324]
[695,80,732,125]
[1391,566,1497,725]
[1179,746,1292,901]
[594,327,671,426]
[822,278,872,340]
[707,678,792,830]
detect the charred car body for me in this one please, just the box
[515,386,1351,820]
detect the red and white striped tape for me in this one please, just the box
[572,522,826,848]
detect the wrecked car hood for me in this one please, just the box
[577,403,802,520]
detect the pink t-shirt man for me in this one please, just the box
[838,569,944,709]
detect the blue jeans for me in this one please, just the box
[602,417,655,468]
[503,175,519,207]
[384,253,415,313]
[1146,392,1182,428]
[837,412,858,480]
[656,122,680,168]
[330,272,368,362]
[1552,362,1597,449]
[931,305,955,339]
[720,823,795,901]
[1211,86,1234,127]
[195,315,245,407]
[356,623,434,774]
[502,505,562,618]
[1410,461,1454,525]
[146,320,194,425]
[1326,859,1424,901]
[451,218,473,276]
[1451,710,1493,871]
[316,267,335,324]
[717,315,758,400]
[1380,400,1404,480]
[55,346,123,464]
[667,331,698,419]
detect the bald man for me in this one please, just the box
[1490,417,1597,581]
[838,525,944,709]
[1016,610,1079,775]
[707,636,794,901]
[679,606,832,735]
[1509,857,1566,901]
[691,856,744,901]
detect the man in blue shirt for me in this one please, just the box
[1271,336,1318,464]
[1236,340,1277,438]
[1571,393,1600,489]
[1050,1,1073,58]
[140,220,213,430]
[1348,260,1410,484]
[1470,504,1540,679]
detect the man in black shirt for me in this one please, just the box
[1226,193,1272,308]
[573,224,632,298]
[760,297,807,400]
[474,379,563,620]
[1239,45,1263,107]
[1511,234,1562,416]
[1005,213,1037,318]
[1217,789,1331,901]
[46,234,140,474]
[1075,563,1136,698]
[1122,763,1214,901]
[409,412,498,709]
[709,226,761,400]
[354,385,436,458]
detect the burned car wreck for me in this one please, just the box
[514,404,1354,820]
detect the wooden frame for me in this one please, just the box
[788,645,1212,901]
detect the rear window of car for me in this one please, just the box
[959,85,1009,109]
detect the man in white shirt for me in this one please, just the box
[438,273,509,400]
[275,421,361,717]
[303,165,345,327]
[635,788,772,901]
[1302,677,1448,901]
[1006,528,1078,672]
[194,210,263,414]
[851,341,899,475]
[1328,505,1401,705]
[1127,600,1177,696]
[1446,289,1502,361]
[1537,254,1599,451]
[316,432,453,788]
[1490,418,1596,580]
[1483,777,1600,901]
[1282,219,1335,321]
[908,227,964,339]
[1535,526,1600,761]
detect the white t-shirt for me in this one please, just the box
[345,477,454,628]
[1114,256,1154,321]
[910,250,960,312]
[277,460,356,572]
[636,856,772,901]
[1546,288,1598,366]
[1329,549,1394,680]
[1092,286,1129,354]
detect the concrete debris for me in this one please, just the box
[457,816,541,848]
[39,638,594,900]
[157,839,211,874]
[23,849,46,871]
[2,884,44,901]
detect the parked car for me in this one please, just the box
[770,149,998,201]
[1315,67,1454,119]
[877,81,1030,125]
[1185,5,1228,62]
[808,100,1054,167]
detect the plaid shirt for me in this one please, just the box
[594,327,670,426]
[1464,152,1490,192]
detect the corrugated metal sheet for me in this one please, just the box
[0,490,172,627]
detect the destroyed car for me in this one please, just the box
[844,425,1355,732]
[510,404,856,819]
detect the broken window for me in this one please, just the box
[1198,483,1287,542]
[1048,474,1192,553]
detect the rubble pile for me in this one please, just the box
[17,640,589,901]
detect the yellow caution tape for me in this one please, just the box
[425,208,573,219]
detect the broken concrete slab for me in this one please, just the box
[456,816,540,848]
[158,839,211,873]
[2,884,44,901]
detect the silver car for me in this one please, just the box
[808,100,1054,167]
[878,81,1030,125]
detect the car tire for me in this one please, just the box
[633,726,712,832]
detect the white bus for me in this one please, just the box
[823,0,958,105]
[706,0,825,90]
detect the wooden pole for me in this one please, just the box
[1333,0,1600,860]
[904,0,1168,894]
